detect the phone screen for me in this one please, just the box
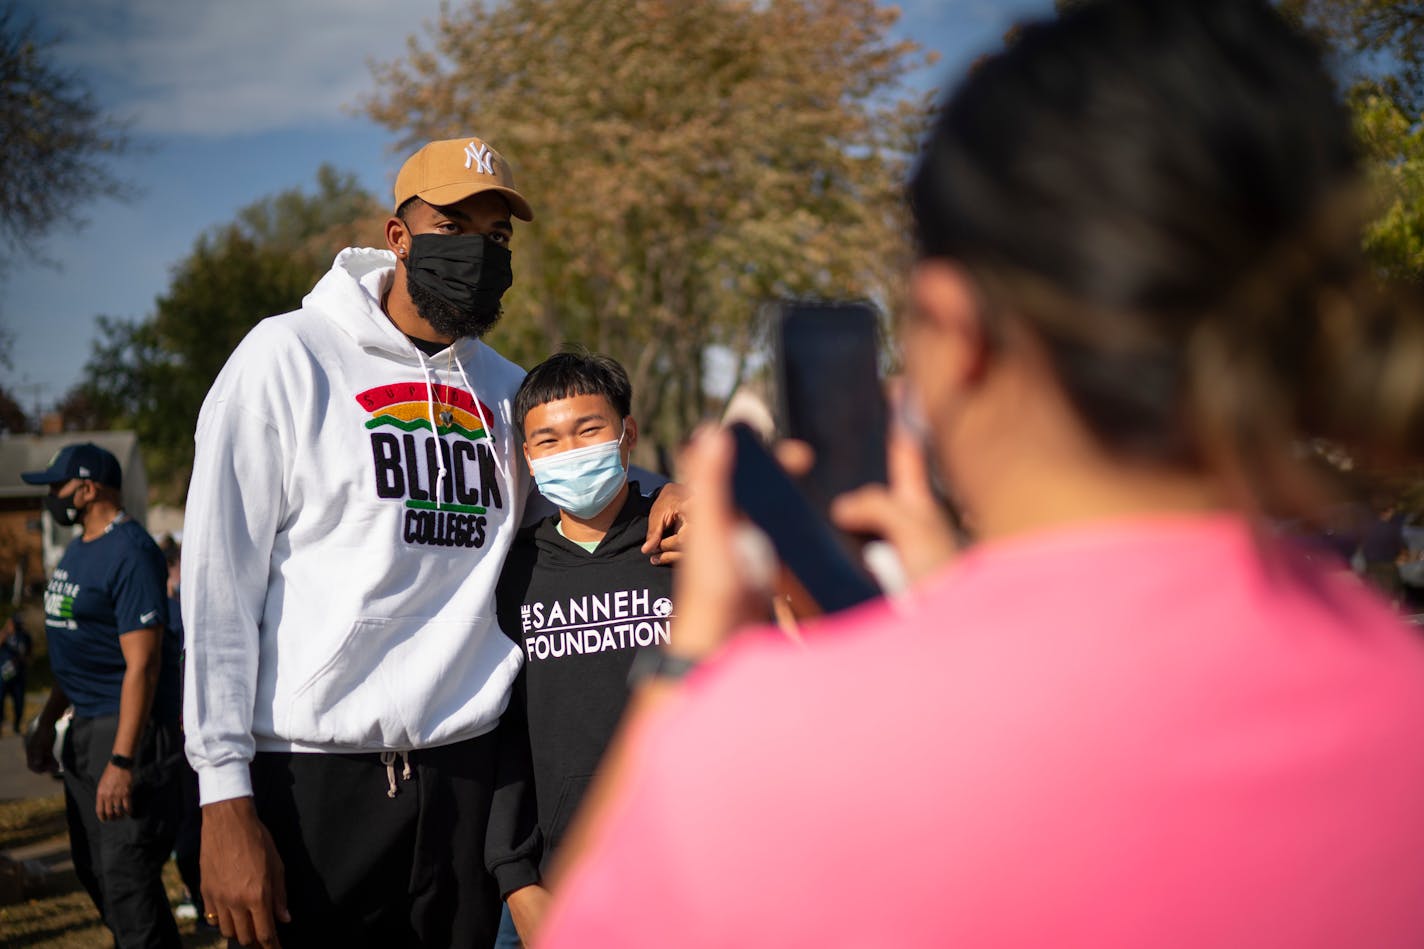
[776,301,889,520]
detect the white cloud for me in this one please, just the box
[1,0,1060,407]
[15,0,448,136]
[13,0,1058,138]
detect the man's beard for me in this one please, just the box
[405,271,503,340]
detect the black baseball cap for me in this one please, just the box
[21,443,123,490]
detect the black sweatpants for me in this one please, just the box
[62,714,184,949]
[173,756,203,913]
[247,731,503,948]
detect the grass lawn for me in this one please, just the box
[0,794,224,948]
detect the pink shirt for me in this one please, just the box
[540,516,1424,948]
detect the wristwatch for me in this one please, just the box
[109,753,135,770]
[627,648,700,687]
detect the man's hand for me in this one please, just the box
[201,796,290,948]
[24,720,58,774]
[25,689,68,775]
[506,883,553,944]
[642,482,690,565]
[96,763,134,821]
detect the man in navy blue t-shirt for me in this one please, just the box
[22,443,184,949]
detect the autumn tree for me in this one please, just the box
[366,0,933,451]
[67,166,386,499]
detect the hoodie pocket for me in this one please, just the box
[281,615,509,749]
[285,616,415,747]
[545,772,596,854]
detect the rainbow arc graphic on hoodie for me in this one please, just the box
[356,380,505,548]
[354,382,494,440]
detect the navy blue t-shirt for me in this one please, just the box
[42,519,182,720]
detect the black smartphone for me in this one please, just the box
[774,301,889,521]
[727,422,880,614]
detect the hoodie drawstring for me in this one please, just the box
[379,750,412,799]
[452,349,495,446]
[414,350,450,508]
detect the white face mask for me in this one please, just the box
[529,427,628,518]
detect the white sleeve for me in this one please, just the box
[182,369,287,805]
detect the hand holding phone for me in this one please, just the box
[727,423,881,614]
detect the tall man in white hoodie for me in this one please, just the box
[181,136,678,949]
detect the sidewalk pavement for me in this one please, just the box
[0,726,74,904]
[0,727,67,802]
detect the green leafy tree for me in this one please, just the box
[365,0,933,452]
[66,166,385,499]
[1351,86,1424,279]
[1279,0,1424,281]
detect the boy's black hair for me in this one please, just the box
[515,351,634,437]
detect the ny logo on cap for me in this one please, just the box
[464,141,495,176]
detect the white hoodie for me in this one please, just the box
[182,247,529,805]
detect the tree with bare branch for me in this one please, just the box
[0,8,128,246]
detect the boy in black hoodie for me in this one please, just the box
[487,352,676,945]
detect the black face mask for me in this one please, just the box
[44,492,81,527]
[404,234,513,339]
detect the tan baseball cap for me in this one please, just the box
[393,136,534,221]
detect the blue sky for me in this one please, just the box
[5,0,1054,415]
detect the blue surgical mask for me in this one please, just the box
[529,428,628,519]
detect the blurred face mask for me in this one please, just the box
[529,427,628,519]
[44,486,82,527]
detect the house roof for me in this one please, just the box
[0,431,143,499]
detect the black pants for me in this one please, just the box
[247,731,503,948]
[62,714,184,949]
[173,756,203,913]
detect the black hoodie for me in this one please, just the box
[485,484,675,895]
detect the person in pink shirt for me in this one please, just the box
[538,0,1424,946]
